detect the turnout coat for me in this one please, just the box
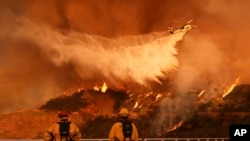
[44,119,81,141]
[109,121,138,141]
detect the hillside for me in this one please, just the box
[0,85,250,138]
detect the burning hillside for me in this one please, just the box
[0,83,250,138]
[39,83,250,138]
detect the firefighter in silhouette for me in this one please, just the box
[44,111,81,141]
[109,108,138,141]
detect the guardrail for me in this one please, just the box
[0,138,230,141]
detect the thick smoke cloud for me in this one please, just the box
[0,0,250,119]
[175,0,250,97]
[153,0,250,133]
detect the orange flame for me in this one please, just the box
[93,82,108,93]
[198,90,206,97]
[93,86,99,91]
[101,82,108,93]
[155,93,163,101]
[166,121,184,133]
[223,77,240,98]
[133,101,139,109]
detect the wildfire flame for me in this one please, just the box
[63,87,84,95]
[222,77,240,98]
[101,82,108,93]
[198,90,206,98]
[155,93,163,101]
[93,82,108,93]
[165,121,184,133]
[93,86,99,91]
[133,101,139,109]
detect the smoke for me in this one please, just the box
[200,0,250,83]
[174,0,250,97]
[152,0,250,134]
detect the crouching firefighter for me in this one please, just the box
[109,108,138,141]
[44,111,81,141]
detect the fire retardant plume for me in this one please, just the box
[0,6,189,113]
[1,13,187,85]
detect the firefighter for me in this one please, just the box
[44,111,81,141]
[109,108,138,141]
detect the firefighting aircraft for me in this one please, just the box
[168,19,196,34]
